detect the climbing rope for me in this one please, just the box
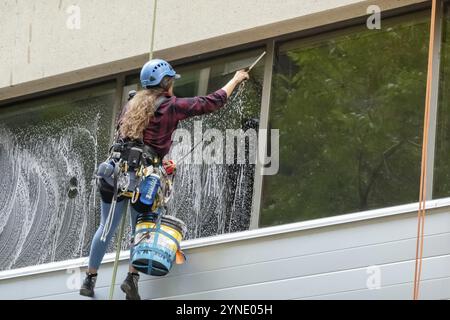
[108,204,127,300]
[149,0,158,60]
[413,0,438,300]
[107,0,159,300]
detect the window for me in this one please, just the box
[260,12,430,227]
[125,50,265,238]
[0,82,116,270]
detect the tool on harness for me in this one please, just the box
[139,173,161,207]
[98,144,163,215]
[97,161,114,179]
[162,159,176,175]
[97,92,175,241]
[161,160,176,204]
[101,159,122,242]
[129,147,145,168]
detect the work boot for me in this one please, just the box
[120,272,141,300]
[79,272,97,297]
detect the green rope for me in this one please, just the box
[107,0,158,300]
[149,0,158,60]
[108,203,128,300]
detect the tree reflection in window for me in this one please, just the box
[261,13,430,226]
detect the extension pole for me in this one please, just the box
[108,204,128,300]
[247,51,266,72]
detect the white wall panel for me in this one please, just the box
[1,203,449,300]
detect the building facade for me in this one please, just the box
[1,0,450,300]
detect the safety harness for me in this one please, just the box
[98,93,175,242]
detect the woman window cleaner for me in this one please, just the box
[79,59,249,300]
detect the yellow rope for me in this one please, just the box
[108,203,128,300]
[149,0,158,60]
[107,0,159,300]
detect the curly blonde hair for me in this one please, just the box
[119,77,174,140]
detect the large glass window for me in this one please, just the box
[125,50,265,238]
[0,82,116,270]
[260,12,430,227]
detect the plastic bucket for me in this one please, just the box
[131,213,187,276]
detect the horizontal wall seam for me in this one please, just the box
[150,253,450,300]
[293,275,450,300]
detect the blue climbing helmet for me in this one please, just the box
[140,59,180,88]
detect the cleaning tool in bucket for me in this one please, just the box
[132,212,187,276]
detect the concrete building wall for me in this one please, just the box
[0,0,425,100]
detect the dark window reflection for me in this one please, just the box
[261,13,430,226]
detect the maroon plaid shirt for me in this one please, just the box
[119,89,228,158]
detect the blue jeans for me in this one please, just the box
[88,199,140,270]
